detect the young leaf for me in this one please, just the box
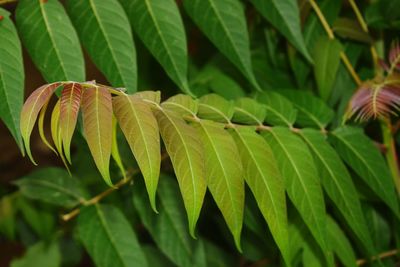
[60,83,83,163]
[133,90,161,104]
[250,0,312,63]
[20,83,60,164]
[81,87,113,186]
[120,0,192,96]
[183,0,261,91]
[14,167,87,209]
[78,204,148,267]
[0,8,24,151]
[162,94,198,117]
[113,95,161,211]
[154,109,206,236]
[255,91,297,127]
[232,98,266,125]
[67,0,137,93]
[16,0,85,82]
[299,129,375,254]
[10,240,61,267]
[326,216,357,267]
[133,177,197,267]
[197,94,234,123]
[196,120,244,250]
[329,126,400,218]
[277,90,334,129]
[262,127,328,253]
[38,101,57,154]
[313,37,342,101]
[230,127,289,264]
[111,116,126,179]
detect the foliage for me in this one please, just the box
[0,0,400,267]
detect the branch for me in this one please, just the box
[0,0,17,5]
[356,248,400,266]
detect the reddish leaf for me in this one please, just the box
[389,41,400,71]
[81,87,113,186]
[20,83,60,164]
[60,82,83,163]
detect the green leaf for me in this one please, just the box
[113,95,161,212]
[183,0,260,91]
[67,0,137,93]
[299,129,374,254]
[277,90,334,129]
[78,204,148,267]
[262,127,328,253]
[0,8,24,151]
[250,0,312,63]
[154,109,206,237]
[230,127,289,264]
[142,246,176,267]
[162,94,198,117]
[81,87,113,186]
[197,94,234,123]
[313,37,342,101]
[333,18,373,44]
[196,120,244,250]
[326,216,357,267]
[232,98,266,125]
[14,167,87,209]
[10,240,61,267]
[133,177,196,267]
[0,194,16,240]
[255,91,297,127]
[120,0,192,96]
[16,0,85,82]
[329,126,400,218]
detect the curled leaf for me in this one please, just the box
[20,83,60,164]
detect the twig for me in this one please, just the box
[0,0,17,5]
[356,248,400,266]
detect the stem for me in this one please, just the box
[381,118,400,195]
[0,0,17,4]
[356,248,400,266]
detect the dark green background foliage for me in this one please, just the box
[0,0,399,267]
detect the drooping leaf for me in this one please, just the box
[230,127,289,264]
[262,127,328,253]
[162,94,198,117]
[183,0,261,91]
[38,100,57,154]
[277,90,334,129]
[333,18,373,44]
[313,37,342,101]
[14,167,87,209]
[78,204,148,267]
[20,83,60,164]
[120,0,192,95]
[81,87,113,186]
[250,0,312,62]
[232,98,266,125]
[67,0,137,93]
[326,216,357,267]
[113,94,161,211]
[196,120,244,250]
[60,83,82,163]
[16,0,85,82]
[0,9,24,151]
[255,91,297,127]
[10,240,61,267]
[329,126,400,218]
[154,109,206,236]
[111,116,126,179]
[197,94,234,123]
[299,129,375,254]
[133,176,197,267]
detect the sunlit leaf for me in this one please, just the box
[232,98,266,125]
[262,127,328,253]
[0,8,24,151]
[196,120,244,250]
[81,87,113,186]
[154,109,206,237]
[197,94,234,123]
[329,126,400,218]
[231,127,289,264]
[16,0,85,82]
[78,204,148,267]
[113,94,161,211]
[120,0,192,95]
[60,82,82,163]
[67,0,137,93]
[162,94,198,117]
[20,83,60,164]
